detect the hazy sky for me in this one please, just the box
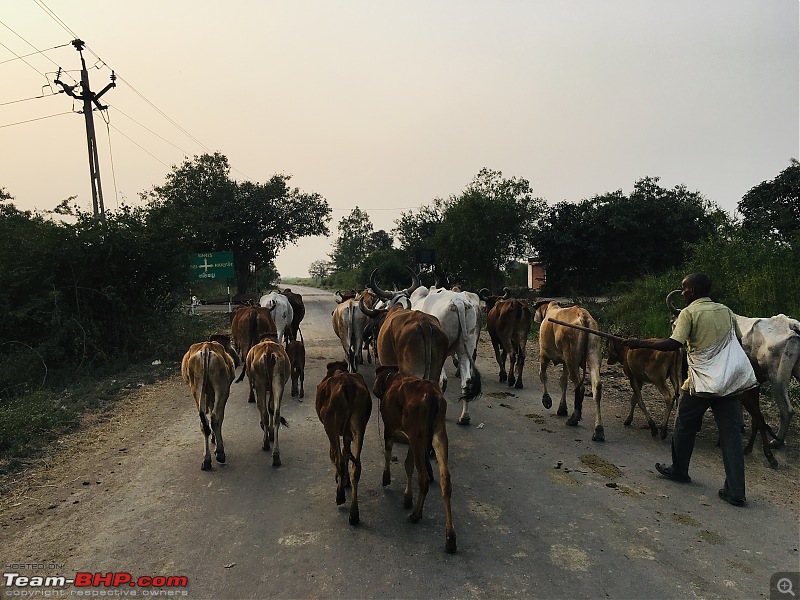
[2,1,798,276]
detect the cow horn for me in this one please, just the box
[402,266,421,296]
[359,295,383,318]
[369,269,394,300]
[478,288,491,301]
[502,287,511,299]
[666,289,683,317]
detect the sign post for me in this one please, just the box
[189,251,236,314]
[189,251,235,280]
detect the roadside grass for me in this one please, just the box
[0,311,229,477]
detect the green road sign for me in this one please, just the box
[190,251,235,280]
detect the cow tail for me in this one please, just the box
[342,378,360,468]
[349,303,356,367]
[421,323,432,381]
[579,313,591,388]
[423,391,437,481]
[455,299,482,400]
[199,348,213,433]
[264,352,275,415]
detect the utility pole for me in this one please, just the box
[55,39,116,221]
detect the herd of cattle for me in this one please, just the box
[180,275,800,552]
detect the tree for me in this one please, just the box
[369,229,394,252]
[144,153,331,292]
[309,259,332,282]
[531,176,725,294]
[738,158,799,246]
[330,207,374,272]
[394,169,546,291]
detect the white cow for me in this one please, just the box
[332,297,369,373]
[409,285,482,425]
[736,314,800,448]
[259,291,294,344]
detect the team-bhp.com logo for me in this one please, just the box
[3,572,188,596]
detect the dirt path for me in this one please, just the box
[1,286,798,599]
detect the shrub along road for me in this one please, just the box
[1,285,798,599]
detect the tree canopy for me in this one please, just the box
[394,168,546,291]
[531,177,724,294]
[738,158,799,247]
[144,153,331,292]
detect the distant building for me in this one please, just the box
[527,257,545,291]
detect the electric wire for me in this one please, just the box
[0,91,62,106]
[0,42,70,66]
[103,117,120,209]
[0,18,77,84]
[108,123,171,168]
[109,105,191,156]
[31,0,79,40]
[0,110,73,128]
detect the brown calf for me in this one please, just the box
[315,361,372,525]
[246,340,291,467]
[181,340,237,470]
[607,338,682,439]
[286,339,305,399]
[372,366,456,554]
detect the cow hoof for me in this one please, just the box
[769,439,785,450]
[507,376,516,387]
[566,415,579,426]
[557,406,569,417]
[349,511,360,526]
[262,442,271,451]
[441,380,448,392]
[299,391,304,399]
[248,397,255,404]
[623,418,632,427]
[272,455,281,467]
[660,428,669,440]
[382,472,391,487]
[216,452,226,464]
[201,460,212,471]
[336,489,346,505]
[592,426,605,442]
[457,417,471,426]
[291,391,297,397]
[499,372,507,383]
[408,511,422,523]
[649,422,659,437]
[768,456,779,469]
[542,395,552,409]
[445,534,457,554]
[514,380,523,389]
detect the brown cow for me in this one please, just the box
[282,288,305,341]
[533,300,605,442]
[246,339,291,467]
[231,306,277,402]
[361,303,449,387]
[607,338,683,439]
[286,338,305,399]
[481,288,532,389]
[315,361,372,526]
[181,340,237,470]
[372,366,456,554]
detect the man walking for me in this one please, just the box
[625,273,757,506]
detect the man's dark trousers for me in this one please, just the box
[671,390,746,499]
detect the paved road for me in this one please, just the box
[2,284,798,599]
